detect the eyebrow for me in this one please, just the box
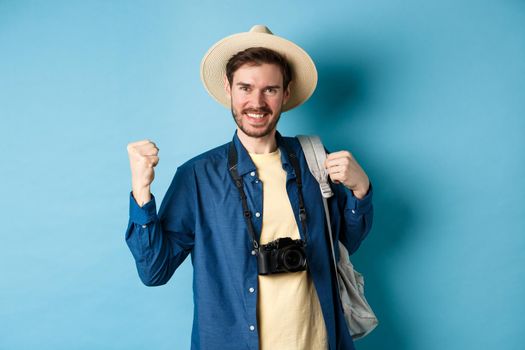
[235,82,282,89]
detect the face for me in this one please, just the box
[225,63,290,139]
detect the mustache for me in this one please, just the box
[242,107,272,115]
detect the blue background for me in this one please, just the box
[1,1,524,349]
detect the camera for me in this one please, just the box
[257,237,308,275]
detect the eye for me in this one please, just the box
[264,88,277,94]
[239,86,250,92]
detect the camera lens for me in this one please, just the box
[282,248,305,271]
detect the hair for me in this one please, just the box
[225,47,293,90]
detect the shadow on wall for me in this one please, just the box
[307,63,371,127]
[304,59,416,350]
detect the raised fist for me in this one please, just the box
[127,139,159,206]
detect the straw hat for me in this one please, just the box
[200,25,318,112]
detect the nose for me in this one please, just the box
[251,90,266,108]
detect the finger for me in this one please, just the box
[128,140,157,154]
[127,141,145,153]
[326,151,346,159]
[325,153,348,167]
[148,155,159,167]
[152,155,160,165]
[136,143,160,155]
[324,157,336,169]
[142,149,159,156]
[130,139,152,147]
[136,141,158,149]
[326,150,352,160]
[140,155,159,167]
[325,157,349,170]
[326,164,346,176]
[328,172,342,184]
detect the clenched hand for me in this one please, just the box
[127,139,159,206]
[325,151,370,199]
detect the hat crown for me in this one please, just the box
[249,25,273,35]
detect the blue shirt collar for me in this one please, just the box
[231,130,294,178]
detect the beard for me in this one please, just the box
[230,105,282,139]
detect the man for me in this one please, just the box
[125,25,373,350]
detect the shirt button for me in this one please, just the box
[249,325,255,331]
[351,209,356,214]
[255,180,259,184]
[141,224,147,228]
[255,212,261,218]
[249,287,255,293]
[251,250,256,256]
[250,171,256,177]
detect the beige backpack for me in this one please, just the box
[297,135,378,340]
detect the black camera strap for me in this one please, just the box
[228,140,309,250]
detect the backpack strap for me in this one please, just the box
[297,135,340,291]
[296,135,334,198]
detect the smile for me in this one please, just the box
[246,112,266,119]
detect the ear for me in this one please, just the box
[223,74,231,99]
[283,83,291,105]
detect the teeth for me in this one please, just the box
[246,113,265,119]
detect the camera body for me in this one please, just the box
[257,237,308,275]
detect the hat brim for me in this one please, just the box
[200,31,317,112]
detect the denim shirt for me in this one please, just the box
[125,131,374,350]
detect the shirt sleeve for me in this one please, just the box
[335,182,374,255]
[125,164,196,286]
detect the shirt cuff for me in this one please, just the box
[129,191,158,225]
[344,182,373,215]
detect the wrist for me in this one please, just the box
[352,189,367,200]
[350,181,370,200]
[132,185,151,207]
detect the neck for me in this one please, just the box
[237,128,278,154]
